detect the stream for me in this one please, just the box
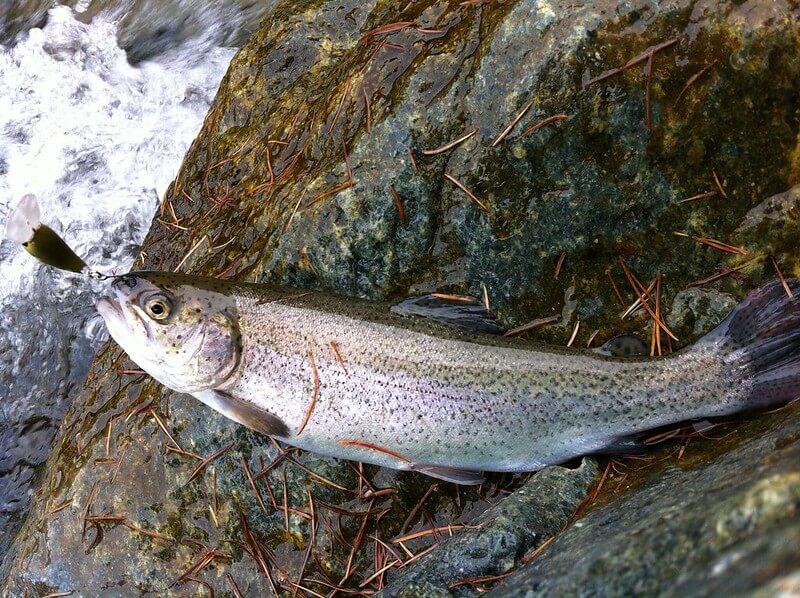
[0,3,243,561]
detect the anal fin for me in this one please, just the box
[410,463,485,485]
[391,294,505,335]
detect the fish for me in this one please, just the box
[96,271,800,484]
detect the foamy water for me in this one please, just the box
[0,5,236,558]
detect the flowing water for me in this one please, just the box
[0,3,247,560]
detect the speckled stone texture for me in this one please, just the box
[485,408,800,597]
[378,460,600,597]
[3,0,800,595]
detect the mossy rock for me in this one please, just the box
[3,0,800,595]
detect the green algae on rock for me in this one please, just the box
[378,460,600,597]
[4,0,800,595]
[483,406,800,597]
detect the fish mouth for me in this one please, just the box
[95,296,125,322]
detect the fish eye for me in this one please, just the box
[143,293,172,321]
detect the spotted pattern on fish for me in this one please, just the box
[95,271,800,483]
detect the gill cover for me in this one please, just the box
[103,273,242,394]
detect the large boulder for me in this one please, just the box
[4,0,800,595]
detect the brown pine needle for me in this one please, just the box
[186,441,235,484]
[650,272,663,356]
[492,100,533,146]
[482,283,491,312]
[331,341,348,374]
[238,508,278,594]
[504,314,561,337]
[362,86,372,133]
[618,259,679,341]
[431,293,475,302]
[241,457,268,513]
[389,185,406,225]
[444,174,489,213]
[401,482,439,534]
[306,180,353,208]
[712,169,729,199]
[296,352,320,436]
[586,329,600,347]
[585,38,678,86]
[42,593,74,598]
[422,129,477,155]
[81,481,98,538]
[226,574,245,598]
[567,320,581,347]
[521,535,556,563]
[621,278,657,319]
[47,499,72,517]
[449,572,513,589]
[606,268,626,306]
[686,264,748,287]
[84,514,126,523]
[123,520,173,542]
[282,454,352,492]
[407,148,418,172]
[518,113,568,138]
[771,257,794,299]
[360,560,402,587]
[360,21,415,42]
[674,59,719,105]
[327,81,351,134]
[392,524,479,544]
[338,439,410,462]
[554,251,566,280]
[150,409,182,452]
[679,191,717,204]
[674,232,747,255]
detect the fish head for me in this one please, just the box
[96,272,242,394]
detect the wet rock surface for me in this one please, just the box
[484,408,800,597]
[378,460,599,597]
[4,0,800,595]
[2,1,276,60]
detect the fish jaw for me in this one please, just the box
[95,273,243,395]
[95,293,164,383]
[96,294,145,346]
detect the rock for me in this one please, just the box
[0,0,50,46]
[483,408,800,596]
[4,0,800,594]
[378,460,599,597]
[2,1,275,61]
[666,287,738,340]
[736,184,800,278]
[68,0,279,64]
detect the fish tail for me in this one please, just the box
[699,278,800,409]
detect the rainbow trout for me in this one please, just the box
[96,271,800,484]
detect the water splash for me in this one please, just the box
[0,5,236,558]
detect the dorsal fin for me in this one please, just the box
[593,333,648,358]
[391,294,506,335]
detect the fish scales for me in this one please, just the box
[97,271,800,483]
[226,294,727,472]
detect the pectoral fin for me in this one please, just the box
[391,294,505,335]
[410,463,485,485]
[200,390,290,438]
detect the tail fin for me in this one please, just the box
[700,278,800,408]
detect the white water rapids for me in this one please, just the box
[0,5,238,558]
